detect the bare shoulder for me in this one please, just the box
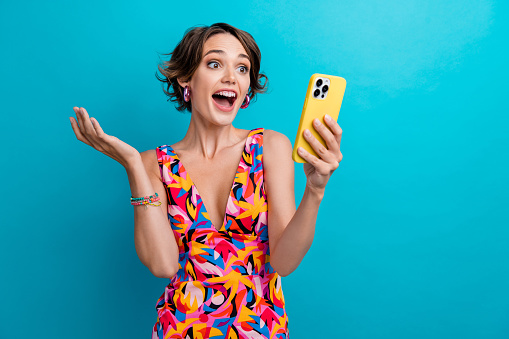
[263,129,293,161]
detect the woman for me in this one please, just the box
[69,22,342,338]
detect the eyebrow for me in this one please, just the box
[204,49,250,62]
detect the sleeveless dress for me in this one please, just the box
[152,128,290,339]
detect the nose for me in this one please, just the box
[221,65,236,84]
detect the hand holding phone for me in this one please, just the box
[292,74,346,163]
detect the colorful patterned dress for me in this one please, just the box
[152,128,290,339]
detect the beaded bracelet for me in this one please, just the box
[130,193,162,210]
[131,192,158,202]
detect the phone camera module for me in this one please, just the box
[312,77,329,100]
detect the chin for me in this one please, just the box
[202,106,238,126]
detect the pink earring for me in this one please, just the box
[240,94,250,109]
[183,86,190,102]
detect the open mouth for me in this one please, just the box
[212,91,237,108]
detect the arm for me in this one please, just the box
[129,151,179,278]
[264,130,321,277]
[70,107,178,278]
[270,188,323,277]
[264,116,342,277]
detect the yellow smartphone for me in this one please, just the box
[292,73,347,163]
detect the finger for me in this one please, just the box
[87,115,109,153]
[73,107,92,143]
[69,115,93,147]
[297,146,323,169]
[89,116,105,138]
[78,107,99,140]
[312,117,339,153]
[324,114,342,147]
[303,127,336,163]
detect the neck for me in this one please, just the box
[179,113,244,160]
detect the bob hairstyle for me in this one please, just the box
[156,23,268,113]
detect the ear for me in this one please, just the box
[177,78,189,89]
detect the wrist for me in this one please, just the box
[304,184,325,202]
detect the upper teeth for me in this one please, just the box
[216,91,236,98]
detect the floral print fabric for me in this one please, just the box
[152,128,289,339]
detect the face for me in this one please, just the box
[178,33,251,125]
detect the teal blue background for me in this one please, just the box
[1,0,508,338]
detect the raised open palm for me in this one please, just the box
[69,107,140,168]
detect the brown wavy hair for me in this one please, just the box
[155,23,268,113]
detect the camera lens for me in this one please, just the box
[322,85,328,93]
[314,89,320,97]
[316,79,323,87]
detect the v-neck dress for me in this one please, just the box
[152,128,290,339]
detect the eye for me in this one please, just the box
[207,61,220,69]
[238,65,249,74]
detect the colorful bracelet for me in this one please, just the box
[130,192,159,202]
[130,193,162,210]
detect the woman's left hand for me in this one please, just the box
[297,114,343,195]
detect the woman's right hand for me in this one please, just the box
[70,107,141,168]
